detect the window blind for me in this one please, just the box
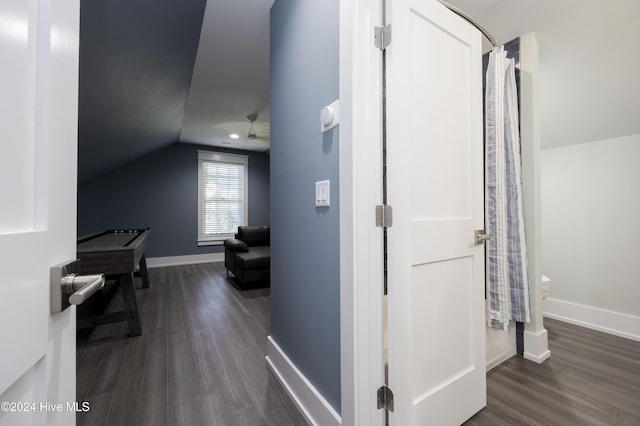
[197,151,248,244]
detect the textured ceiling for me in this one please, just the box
[77,0,272,183]
[78,0,207,183]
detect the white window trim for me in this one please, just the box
[197,150,249,246]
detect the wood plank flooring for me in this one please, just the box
[466,318,640,425]
[77,262,640,425]
[76,262,306,426]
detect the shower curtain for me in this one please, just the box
[486,46,530,331]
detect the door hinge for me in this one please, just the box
[374,25,391,50]
[375,205,393,228]
[377,385,394,412]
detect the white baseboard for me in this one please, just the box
[523,328,551,364]
[486,350,516,371]
[485,321,516,371]
[265,336,341,426]
[543,297,640,342]
[146,253,224,268]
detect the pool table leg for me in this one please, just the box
[120,272,142,336]
[139,255,150,289]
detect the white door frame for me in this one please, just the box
[339,0,513,423]
[339,0,385,424]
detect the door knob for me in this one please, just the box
[475,229,490,244]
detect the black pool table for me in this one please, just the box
[76,228,151,336]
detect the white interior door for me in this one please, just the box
[0,1,80,426]
[385,0,485,424]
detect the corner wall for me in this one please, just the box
[77,142,270,258]
[541,133,640,340]
[269,0,342,416]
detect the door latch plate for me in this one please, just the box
[475,229,490,244]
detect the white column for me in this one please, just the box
[520,33,550,363]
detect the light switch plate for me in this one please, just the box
[315,180,330,207]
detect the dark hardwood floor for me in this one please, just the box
[77,262,640,425]
[76,262,306,426]
[467,318,640,425]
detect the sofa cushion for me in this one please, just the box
[237,226,270,247]
[235,246,270,269]
[224,238,249,252]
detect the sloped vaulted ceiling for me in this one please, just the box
[78,0,207,183]
[78,0,639,182]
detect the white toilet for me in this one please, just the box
[541,275,551,300]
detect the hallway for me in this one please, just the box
[76,262,305,426]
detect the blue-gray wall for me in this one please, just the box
[270,0,341,413]
[78,142,270,258]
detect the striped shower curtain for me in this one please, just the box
[486,46,530,331]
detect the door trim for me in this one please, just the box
[339,0,385,424]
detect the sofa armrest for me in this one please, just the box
[224,238,249,252]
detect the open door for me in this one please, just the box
[0,1,80,425]
[385,0,486,424]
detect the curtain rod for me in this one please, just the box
[437,0,498,47]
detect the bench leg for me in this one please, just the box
[120,272,142,336]
[139,255,150,288]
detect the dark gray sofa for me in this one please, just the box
[223,226,270,286]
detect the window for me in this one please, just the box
[197,151,248,245]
